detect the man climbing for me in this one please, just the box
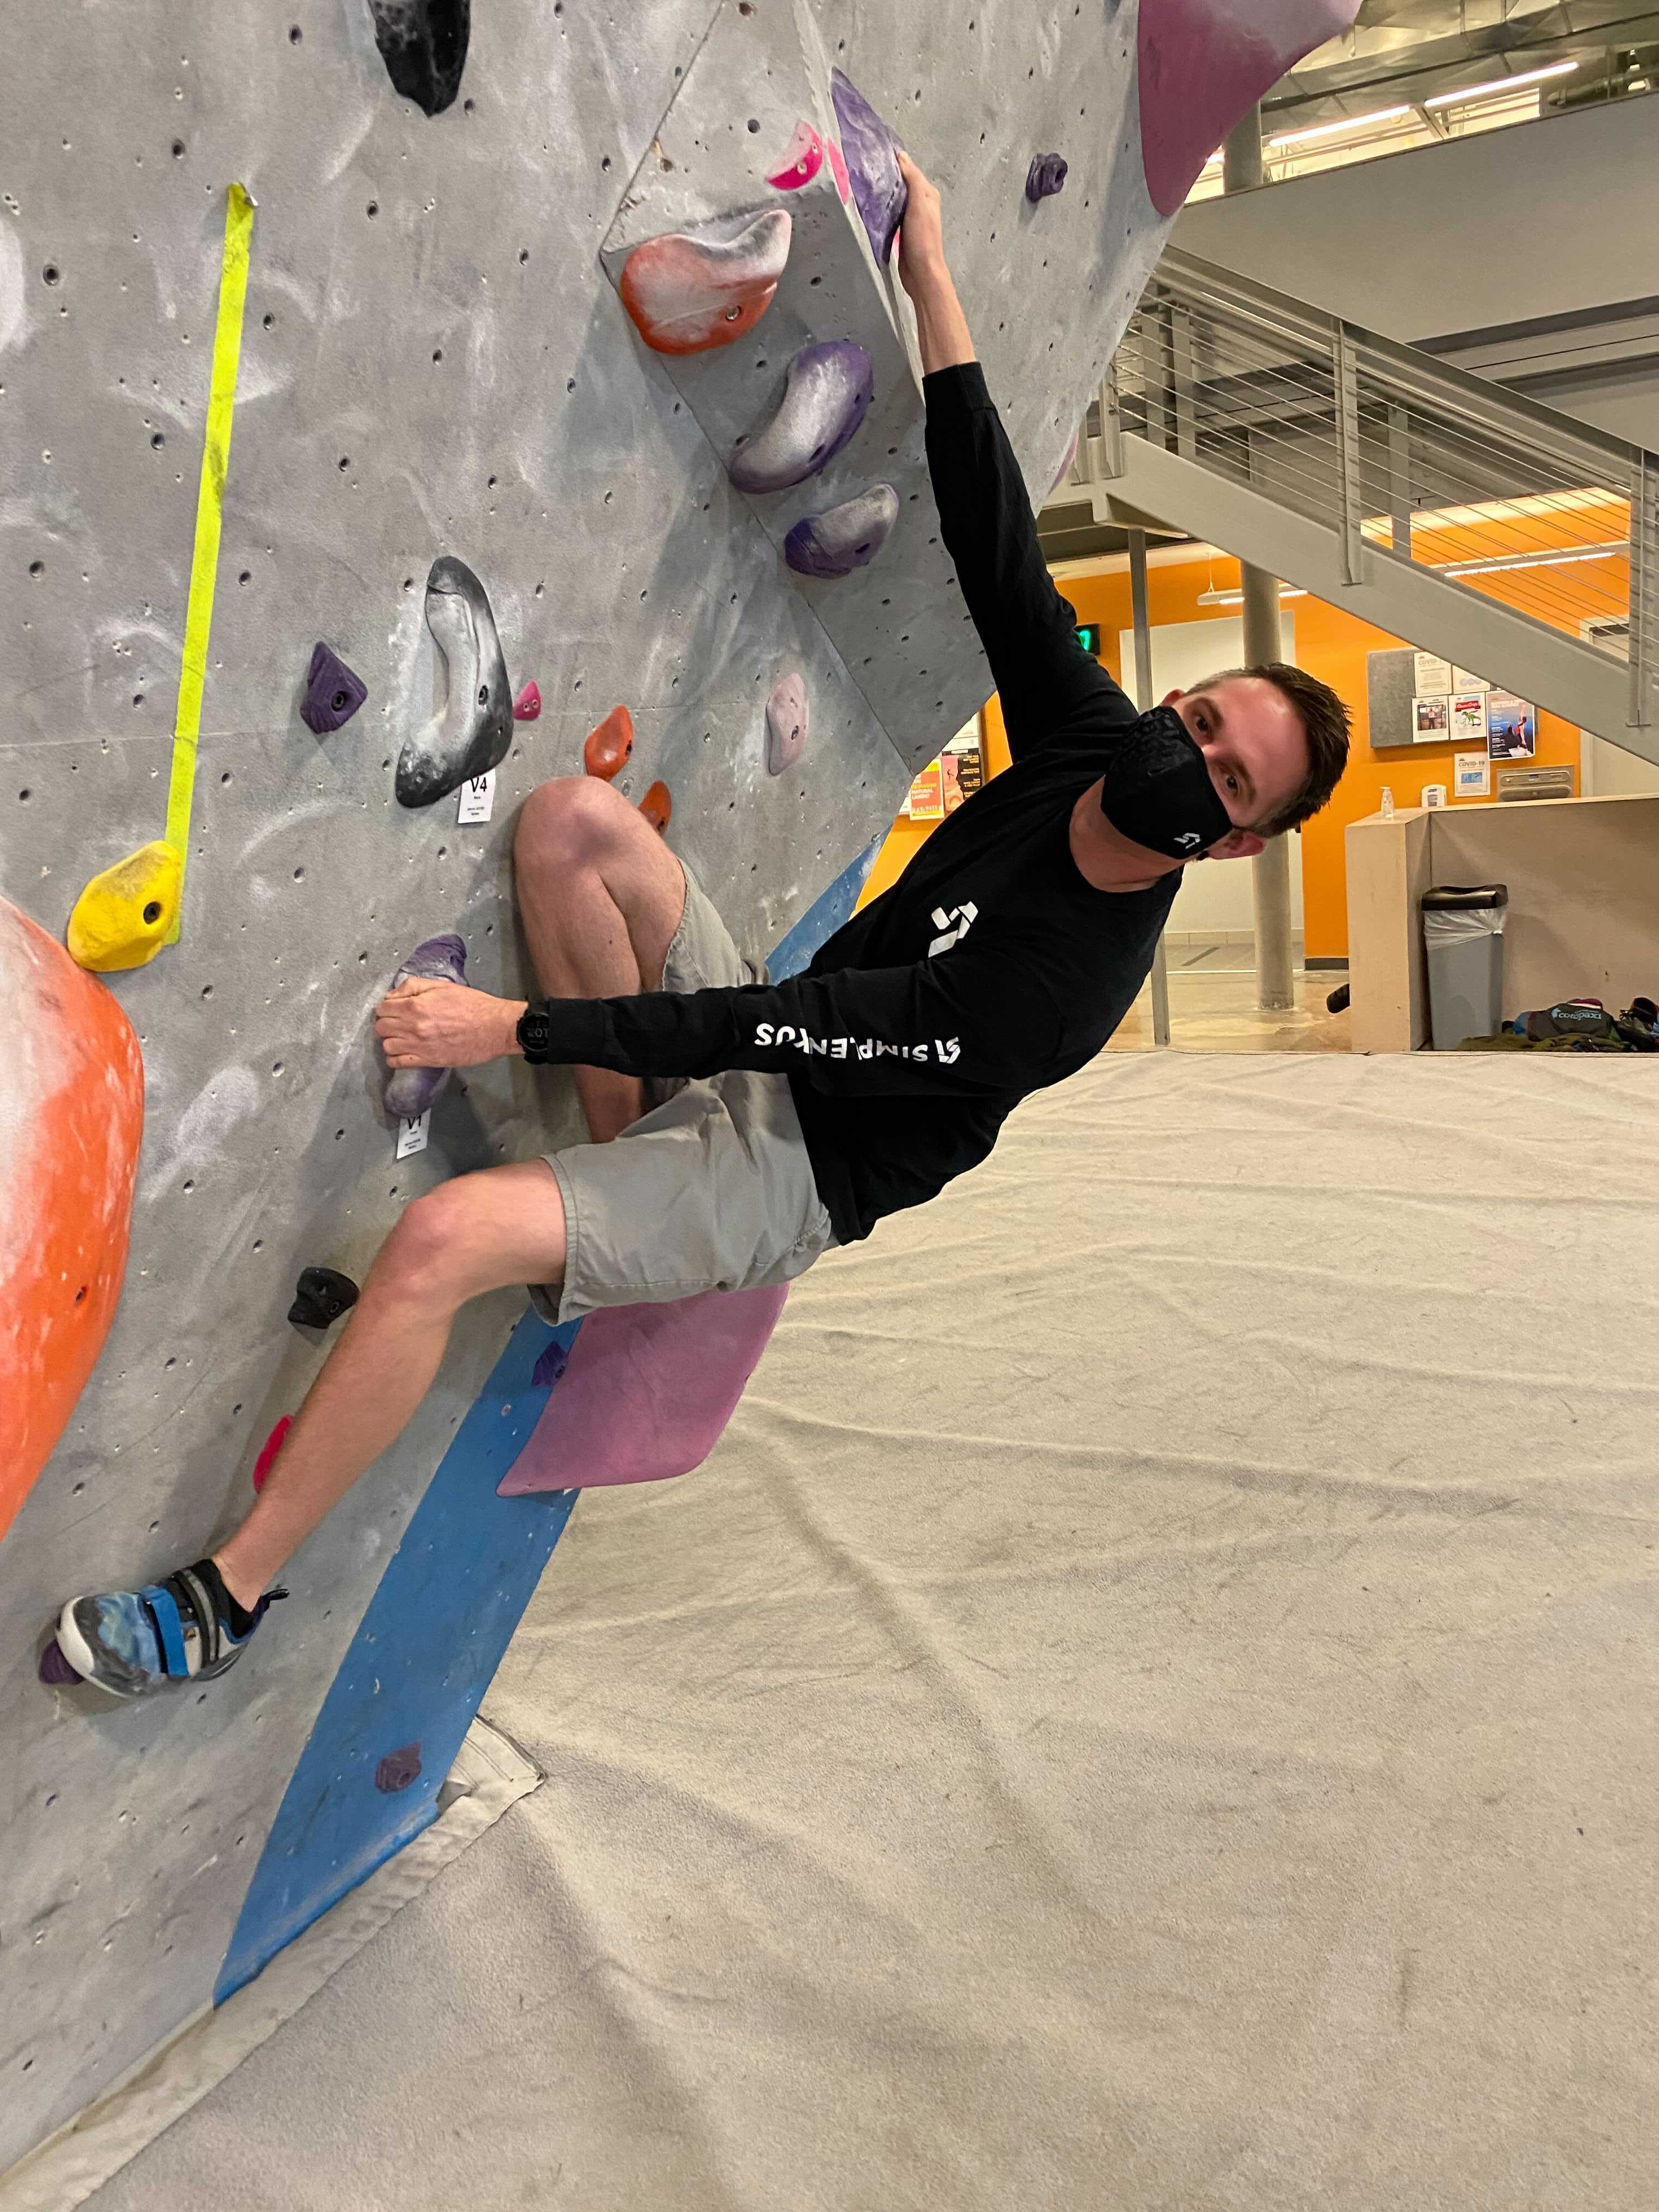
[50,151,1350,1697]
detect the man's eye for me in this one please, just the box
[1226,774,1240,796]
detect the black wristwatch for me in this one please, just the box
[516,1002,555,1063]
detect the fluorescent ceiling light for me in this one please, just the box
[1268,105,1410,148]
[1425,60,1578,107]
[1196,586,1307,606]
[1438,540,1627,579]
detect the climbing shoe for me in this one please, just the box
[44,1558,286,1699]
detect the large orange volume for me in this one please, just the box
[1,895,145,1545]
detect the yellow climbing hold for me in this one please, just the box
[66,842,182,972]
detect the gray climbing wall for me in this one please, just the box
[0,0,1335,2174]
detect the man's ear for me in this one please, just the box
[1208,828,1266,861]
[1160,687,1184,708]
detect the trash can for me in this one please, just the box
[1420,883,1508,1050]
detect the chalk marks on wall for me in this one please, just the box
[1,898,144,1547]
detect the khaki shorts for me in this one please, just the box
[532,860,836,1324]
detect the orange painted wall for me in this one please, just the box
[860,553,1594,958]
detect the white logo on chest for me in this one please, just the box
[927,901,978,958]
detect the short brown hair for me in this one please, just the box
[1190,663,1352,836]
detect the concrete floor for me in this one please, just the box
[1111,938,1355,1054]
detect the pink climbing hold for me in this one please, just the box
[765,673,808,776]
[619,208,792,356]
[826,137,851,204]
[512,680,541,721]
[497,1283,788,1494]
[766,119,824,191]
[252,1414,291,1493]
[1137,0,1362,217]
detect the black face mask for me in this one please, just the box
[1098,704,1235,861]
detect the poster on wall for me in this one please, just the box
[1413,651,1454,694]
[1451,693,1487,738]
[1454,750,1491,798]
[1413,693,1450,740]
[905,758,945,820]
[1486,693,1537,759]
[940,753,964,813]
[953,744,985,799]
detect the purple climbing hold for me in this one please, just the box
[300,641,368,734]
[830,69,907,264]
[38,1637,82,1688]
[765,673,808,775]
[367,1,469,119]
[531,1338,570,1390]
[1025,152,1068,202]
[500,1284,789,1494]
[727,341,874,496]
[512,679,541,721]
[374,1742,423,1793]
[783,483,899,579]
[383,931,466,1121]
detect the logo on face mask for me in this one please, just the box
[1173,830,1203,852]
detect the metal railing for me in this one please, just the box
[1068,247,1657,732]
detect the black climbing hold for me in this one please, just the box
[1025,152,1068,203]
[531,1338,569,1389]
[300,640,368,733]
[288,1265,361,1329]
[39,1638,83,1688]
[374,1741,423,1793]
[367,0,470,118]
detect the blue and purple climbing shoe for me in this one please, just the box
[44,1558,286,1699]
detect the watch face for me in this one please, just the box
[520,1010,552,1054]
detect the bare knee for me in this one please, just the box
[371,1184,479,1310]
[515,775,634,876]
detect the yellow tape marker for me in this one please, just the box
[162,180,255,938]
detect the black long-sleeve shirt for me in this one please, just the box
[528,361,1178,1243]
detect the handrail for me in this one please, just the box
[1068,245,1658,732]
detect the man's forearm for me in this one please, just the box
[908,259,976,376]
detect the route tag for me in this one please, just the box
[395,1110,431,1160]
[456,771,496,825]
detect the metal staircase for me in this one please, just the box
[1046,246,1659,768]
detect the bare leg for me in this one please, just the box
[513,775,687,1142]
[215,774,682,1606]
[215,1161,566,1606]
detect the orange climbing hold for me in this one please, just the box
[618,209,791,356]
[639,780,672,835]
[0,896,144,1548]
[583,703,634,782]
